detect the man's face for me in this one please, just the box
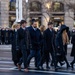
[22,23,27,27]
[48,24,53,29]
[33,22,38,28]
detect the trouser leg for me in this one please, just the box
[35,50,41,67]
[46,52,50,67]
[27,50,35,66]
[71,56,75,65]
[63,55,69,66]
[21,45,27,69]
[35,57,37,67]
[51,51,57,68]
[38,52,46,67]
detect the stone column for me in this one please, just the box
[0,1,1,26]
[22,0,27,19]
[64,10,74,30]
[42,12,49,28]
[64,0,75,30]
[1,0,9,27]
[42,0,50,28]
[22,0,30,26]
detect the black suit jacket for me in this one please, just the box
[44,28,56,52]
[17,27,31,50]
[28,26,42,50]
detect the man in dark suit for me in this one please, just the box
[43,22,58,71]
[26,20,42,69]
[17,20,29,72]
[27,19,39,67]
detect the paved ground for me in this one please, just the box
[0,45,75,75]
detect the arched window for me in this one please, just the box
[9,0,16,11]
[52,2,64,12]
[30,1,41,12]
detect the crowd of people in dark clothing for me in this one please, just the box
[0,27,13,45]
[0,19,75,72]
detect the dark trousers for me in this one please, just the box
[38,50,50,67]
[27,50,41,67]
[12,49,18,66]
[18,45,27,69]
[71,56,75,65]
[64,44,67,55]
[39,50,57,68]
[56,53,69,66]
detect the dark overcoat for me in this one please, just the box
[71,34,75,57]
[43,28,56,52]
[17,27,32,50]
[28,26,42,50]
[55,25,69,55]
[11,30,21,62]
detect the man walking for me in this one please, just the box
[43,22,58,71]
[17,20,29,72]
[26,20,42,69]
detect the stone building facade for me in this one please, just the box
[0,0,75,30]
[0,0,9,27]
[23,0,75,30]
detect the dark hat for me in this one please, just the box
[48,22,53,26]
[60,25,69,33]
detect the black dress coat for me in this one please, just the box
[17,27,31,50]
[43,28,56,52]
[55,25,69,55]
[28,26,42,50]
[71,34,75,57]
[11,30,21,62]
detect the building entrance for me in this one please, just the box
[52,15,64,27]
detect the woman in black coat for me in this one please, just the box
[11,24,22,66]
[70,34,75,70]
[55,25,70,69]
